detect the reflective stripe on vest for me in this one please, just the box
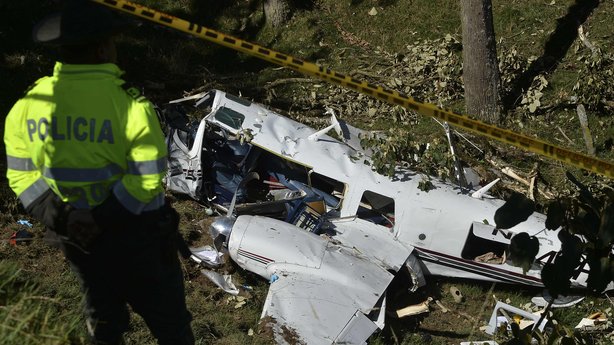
[127,157,167,175]
[43,164,124,182]
[7,155,37,171]
[19,178,50,207]
[113,181,165,214]
[57,182,112,209]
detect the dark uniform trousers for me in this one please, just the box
[50,205,194,345]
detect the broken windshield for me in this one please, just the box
[214,107,245,129]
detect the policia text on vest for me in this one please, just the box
[27,117,114,143]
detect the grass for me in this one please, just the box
[0,260,86,345]
[2,0,614,344]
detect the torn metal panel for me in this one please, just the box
[405,253,427,291]
[165,116,209,199]
[190,246,222,267]
[331,217,411,271]
[200,270,239,296]
[261,271,387,345]
[335,311,380,345]
[228,215,396,344]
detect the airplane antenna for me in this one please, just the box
[307,108,342,141]
[471,178,500,199]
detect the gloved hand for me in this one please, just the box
[25,189,72,233]
[66,209,102,250]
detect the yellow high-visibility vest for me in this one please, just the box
[4,62,167,214]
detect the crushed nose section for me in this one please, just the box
[209,216,235,252]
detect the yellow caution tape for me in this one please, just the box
[92,0,614,179]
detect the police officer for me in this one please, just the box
[4,2,194,344]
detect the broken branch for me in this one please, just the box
[488,159,556,199]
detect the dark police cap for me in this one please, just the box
[33,1,130,45]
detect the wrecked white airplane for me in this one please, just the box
[163,90,588,344]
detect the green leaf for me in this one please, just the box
[494,193,535,229]
[508,232,539,273]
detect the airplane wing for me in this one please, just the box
[228,215,413,344]
[260,244,394,345]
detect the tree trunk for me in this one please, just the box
[460,0,502,124]
[264,0,291,28]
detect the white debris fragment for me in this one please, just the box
[190,246,222,267]
[450,286,464,303]
[485,301,548,335]
[201,270,239,295]
[531,292,584,308]
[281,136,298,157]
[575,312,609,331]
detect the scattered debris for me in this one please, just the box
[474,252,505,264]
[228,295,248,309]
[190,246,222,267]
[575,312,610,332]
[200,269,239,295]
[485,301,548,335]
[450,286,464,303]
[9,229,33,246]
[434,299,449,313]
[17,219,33,227]
[396,297,432,318]
[531,291,584,308]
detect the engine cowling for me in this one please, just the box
[227,215,327,279]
